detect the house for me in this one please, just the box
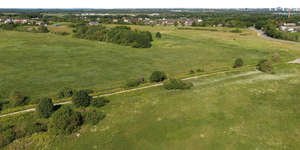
[4,19,12,24]
[284,23,296,27]
[13,19,27,24]
[137,18,143,21]
[113,19,118,23]
[89,22,100,25]
[35,21,44,25]
[123,18,130,23]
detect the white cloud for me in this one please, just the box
[0,0,299,8]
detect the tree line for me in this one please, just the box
[73,25,153,48]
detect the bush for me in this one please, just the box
[257,59,273,72]
[36,97,54,118]
[54,32,69,36]
[9,90,26,106]
[231,29,242,33]
[156,32,162,38]
[126,78,145,87]
[196,69,204,72]
[72,90,92,108]
[91,97,110,108]
[81,109,105,125]
[150,71,167,82]
[14,121,47,138]
[189,70,195,74]
[0,128,16,148]
[57,87,75,98]
[163,78,193,90]
[233,58,244,68]
[48,106,82,135]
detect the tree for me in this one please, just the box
[9,90,26,106]
[48,106,82,135]
[163,78,193,90]
[181,21,185,26]
[233,58,244,68]
[156,32,162,39]
[37,25,49,33]
[91,97,110,108]
[150,71,167,82]
[57,87,75,98]
[174,21,178,27]
[192,21,197,27]
[36,97,54,118]
[257,59,273,72]
[72,90,92,108]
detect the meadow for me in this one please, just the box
[1,25,299,103]
[5,63,300,150]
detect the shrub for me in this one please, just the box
[231,29,242,33]
[233,58,244,68]
[126,78,145,87]
[48,106,82,135]
[9,90,26,106]
[57,87,75,98]
[0,128,16,148]
[81,109,105,125]
[257,59,273,72]
[14,121,47,138]
[189,70,195,74]
[72,90,92,108]
[36,97,54,118]
[196,69,204,72]
[156,32,162,39]
[163,78,193,90]
[150,71,167,82]
[91,97,110,108]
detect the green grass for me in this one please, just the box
[0,26,299,103]
[6,63,300,150]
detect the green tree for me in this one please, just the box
[192,21,197,27]
[150,71,167,82]
[257,59,273,72]
[48,106,82,135]
[163,78,193,90]
[91,97,110,108]
[36,97,54,118]
[156,32,162,39]
[174,21,178,27]
[72,90,92,108]
[233,58,244,68]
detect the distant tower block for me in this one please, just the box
[288,8,291,18]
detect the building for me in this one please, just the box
[113,19,118,23]
[13,19,27,24]
[284,23,296,27]
[89,22,100,25]
[4,19,12,24]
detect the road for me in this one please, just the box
[0,69,246,118]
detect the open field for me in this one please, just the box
[0,25,299,104]
[5,63,300,150]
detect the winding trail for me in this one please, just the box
[249,27,300,44]
[0,69,247,118]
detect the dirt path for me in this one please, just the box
[249,27,300,44]
[0,69,244,118]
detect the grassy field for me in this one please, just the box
[0,25,299,103]
[5,63,300,150]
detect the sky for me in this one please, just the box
[0,0,299,8]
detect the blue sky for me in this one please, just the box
[1,0,299,8]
